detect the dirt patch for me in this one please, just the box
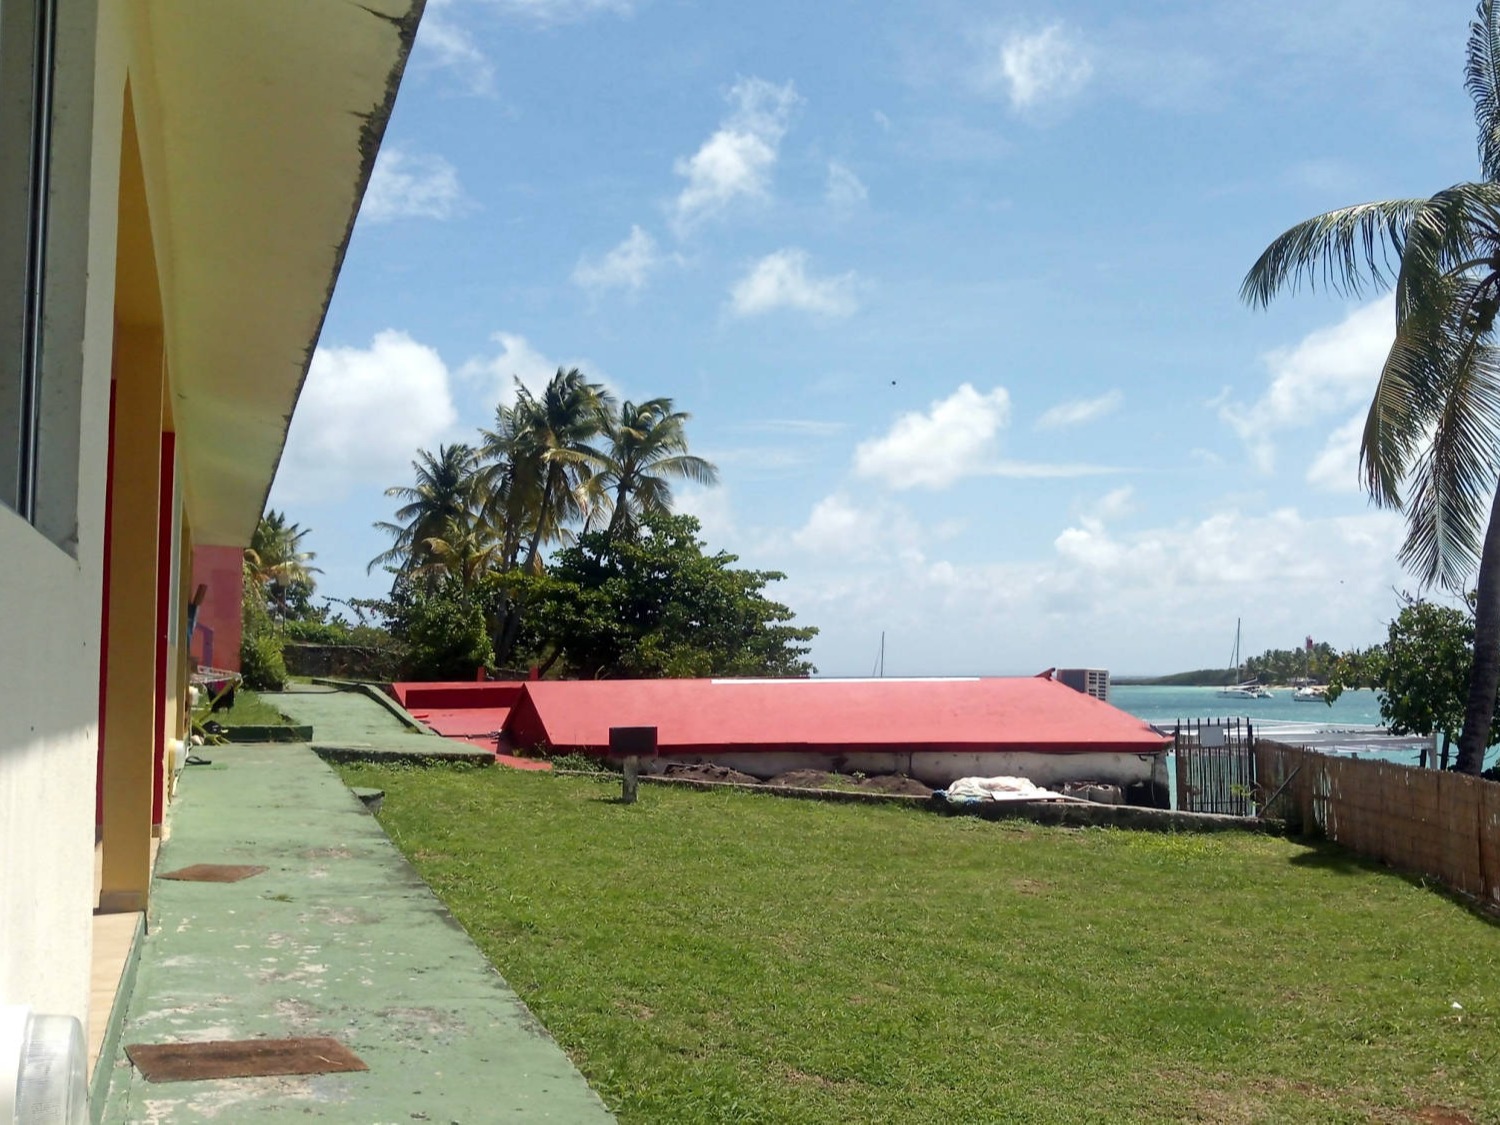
[1411,1108,1475,1125]
[773,1063,861,1091]
[855,774,932,796]
[767,769,932,796]
[661,763,762,785]
[767,769,851,789]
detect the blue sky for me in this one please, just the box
[270,0,1481,676]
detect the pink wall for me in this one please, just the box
[190,544,243,672]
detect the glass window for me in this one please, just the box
[0,0,57,522]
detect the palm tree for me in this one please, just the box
[245,510,321,620]
[598,398,719,540]
[369,443,483,583]
[474,368,611,665]
[1242,0,1500,774]
[507,368,614,572]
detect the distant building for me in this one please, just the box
[0,0,421,1097]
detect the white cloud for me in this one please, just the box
[792,494,883,557]
[572,225,662,292]
[480,0,632,20]
[985,461,1122,479]
[415,0,631,91]
[673,482,735,542]
[825,161,869,208]
[977,25,1093,112]
[673,78,800,230]
[1036,389,1123,430]
[854,384,1011,490]
[729,248,860,318]
[753,501,1407,677]
[362,149,465,223]
[1088,485,1136,522]
[459,332,613,405]
[790,494,928,561]
[1049,506,1402,605]
[1222,298,1392,472]
[1306,411,1366,494]
[274,331,458,502]
[739,419,850,437]
[416,4,495,94]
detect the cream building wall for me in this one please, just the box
[0,0,111,1025]
[0,0,421,1038]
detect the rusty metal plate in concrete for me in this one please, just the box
[125,1036,368,1082]
[158,863,268,883]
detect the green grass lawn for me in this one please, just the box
[335,763,1500,1124]
[208,688,296,727]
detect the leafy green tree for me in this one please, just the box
[597,398,719,540]
[1325,595,1500,767]
[504,512,817,679]
[376,576,494,681]
[1242,1,1500,774]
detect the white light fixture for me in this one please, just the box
[0,1005,88,1125]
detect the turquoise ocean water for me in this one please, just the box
[1110,684,1499,773]
[1110,684,1385,728]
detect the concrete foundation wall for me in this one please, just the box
[647,749,1162,789]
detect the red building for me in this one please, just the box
[502,675,1170,798]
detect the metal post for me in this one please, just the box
[610,726,657,806]
[621,756,640,804]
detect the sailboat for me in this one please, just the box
[1217,619,1273,699]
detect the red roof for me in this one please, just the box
[502,676,1169,756]
[389,682,527,740]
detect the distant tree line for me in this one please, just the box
[1125,642,1338,687]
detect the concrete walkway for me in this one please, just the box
[267,684,489,761]
[98,743,615,1122]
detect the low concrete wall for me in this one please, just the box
[284,642,403,682]
[225,725,313,743]
[560,770,1279,833]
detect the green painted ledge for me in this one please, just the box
[89,912,145,1123]
[224,724,313,743]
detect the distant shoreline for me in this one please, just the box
[1113,675,1324,688]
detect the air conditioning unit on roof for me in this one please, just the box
[1056,668,1109,702]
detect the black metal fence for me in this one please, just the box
[1173,717,1256,816]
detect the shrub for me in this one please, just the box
[400,593,493,681]
[241,632,288,691]
[549,752,618,773]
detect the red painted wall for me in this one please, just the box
[190,544,243,672]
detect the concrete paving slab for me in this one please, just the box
[98,743,615,1123]
[265,686,492,763]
